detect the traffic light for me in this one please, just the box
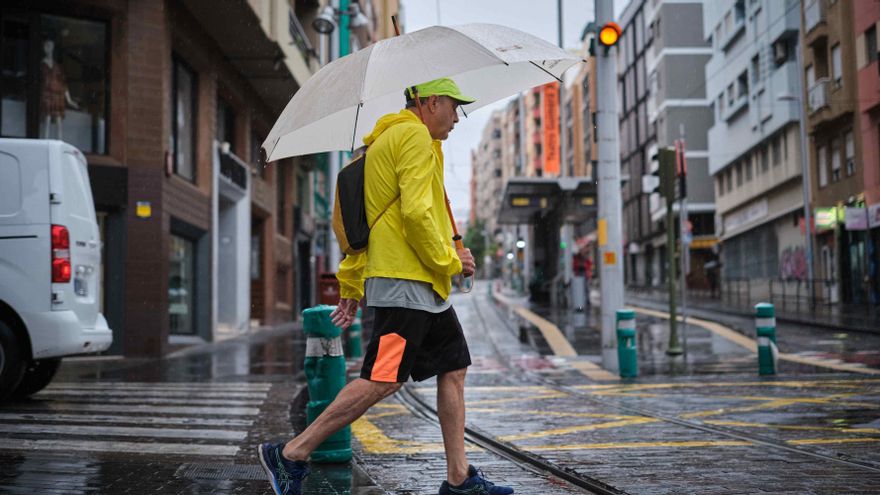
[598,22,621,48]
[649,147,676,202]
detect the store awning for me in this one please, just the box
[498,177,598,225]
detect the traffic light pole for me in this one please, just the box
[595,0,625,368]
[676,136,689,355]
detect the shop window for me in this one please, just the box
[1,13,108,153]
[171,56,197,181]
[845,131,854,176]
[169,234,195,335]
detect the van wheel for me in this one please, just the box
[13,358,62,398]
[0,320,26,402]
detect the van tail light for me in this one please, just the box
[51,224,71,283]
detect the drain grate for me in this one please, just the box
[175,463,265,481]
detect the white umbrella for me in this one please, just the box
[263,23,583,161]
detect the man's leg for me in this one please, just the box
[437,367,469,486]
[282,378,401,461]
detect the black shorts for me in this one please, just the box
[360,306,471,383]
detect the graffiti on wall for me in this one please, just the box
[780,246,807,280]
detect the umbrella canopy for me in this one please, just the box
[263,23,583,161]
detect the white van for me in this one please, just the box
[0,139,112,400]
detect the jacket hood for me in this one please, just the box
[363,109,424,147]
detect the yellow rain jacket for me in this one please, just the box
[336,109,462,301]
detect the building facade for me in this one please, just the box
[704,0,805,291]
[642,0,716,290]
[0,0,322,356]
[852,0,880,306]
[802,0,868,304]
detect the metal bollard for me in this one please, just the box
[302,305,352,463]
[346,308,363,359]
[616,309,638,378]
[755,303,778,375]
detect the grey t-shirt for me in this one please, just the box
[365,277,451,313]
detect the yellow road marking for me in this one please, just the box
[498,417,657,441]
[789,437,880,446]
[467,408,643,420]
[511,306,578,357]
[574,379,880,392]
[570,360,619,381]
[630,306,880,375]
[528,440,752,450]
[680,393,862,419]
[705,420,880,435]
[352,416,480,454]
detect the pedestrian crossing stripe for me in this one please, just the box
[0,381,280,458]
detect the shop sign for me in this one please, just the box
[845,207,868,231]
[814,207,837,230]
[869,203,880,229]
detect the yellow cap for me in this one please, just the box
[407,78,476,104]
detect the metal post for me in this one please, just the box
[595,0,625,368]
[557,0,573,307]
[677,133,689,355]
[328,0,352,272]
[666,198,681,355]
[795,13,815,287]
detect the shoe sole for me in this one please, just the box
[256,444,283,495]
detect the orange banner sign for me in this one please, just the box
[542,82,560,176]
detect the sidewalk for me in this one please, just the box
[628,286,880,334]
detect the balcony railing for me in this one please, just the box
[805,0,825,33]
[808,78,830,113]
[219,149,248,190]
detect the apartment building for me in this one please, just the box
[802,0,867,304]
[704,0,805,289]
[639,0,716,289]
[852,0,880,305]
[616,0,656,287]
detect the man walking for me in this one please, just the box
[258,78,514,495]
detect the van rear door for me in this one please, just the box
[48,143,100,329]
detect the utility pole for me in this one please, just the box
[656,147,683,356]
[595,0,625,368]
[676,127,689,355]
[328,0,351,273]
[558,0,573,308]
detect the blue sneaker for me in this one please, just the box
[439,465,514,494]
[257,442,310,495]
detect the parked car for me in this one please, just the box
[0,139,112,400]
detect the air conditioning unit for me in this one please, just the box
[773,40,788,65]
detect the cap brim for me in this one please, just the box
[450,95,476,104]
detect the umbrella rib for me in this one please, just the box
[350,102,363,153]
[529,61,563,83]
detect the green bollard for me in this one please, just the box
[755,303,778,375]
[616,309,638,378]
[302,305,352,463]
[347,308,363,359]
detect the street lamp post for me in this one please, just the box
[779,29,816,287]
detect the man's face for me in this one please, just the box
[426,95,461,141]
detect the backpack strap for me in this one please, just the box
[369,195,399,229]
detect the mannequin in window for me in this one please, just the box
[40,38,78,139]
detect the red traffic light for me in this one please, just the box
[598,22,622,46]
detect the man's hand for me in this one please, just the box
[330,298,359,329]
[456,247,475,277]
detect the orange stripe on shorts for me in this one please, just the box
[370,333,406,382]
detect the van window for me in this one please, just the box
[0,152,21,215]
[62,151,96,221]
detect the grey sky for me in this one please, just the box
[400,0,627,221]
